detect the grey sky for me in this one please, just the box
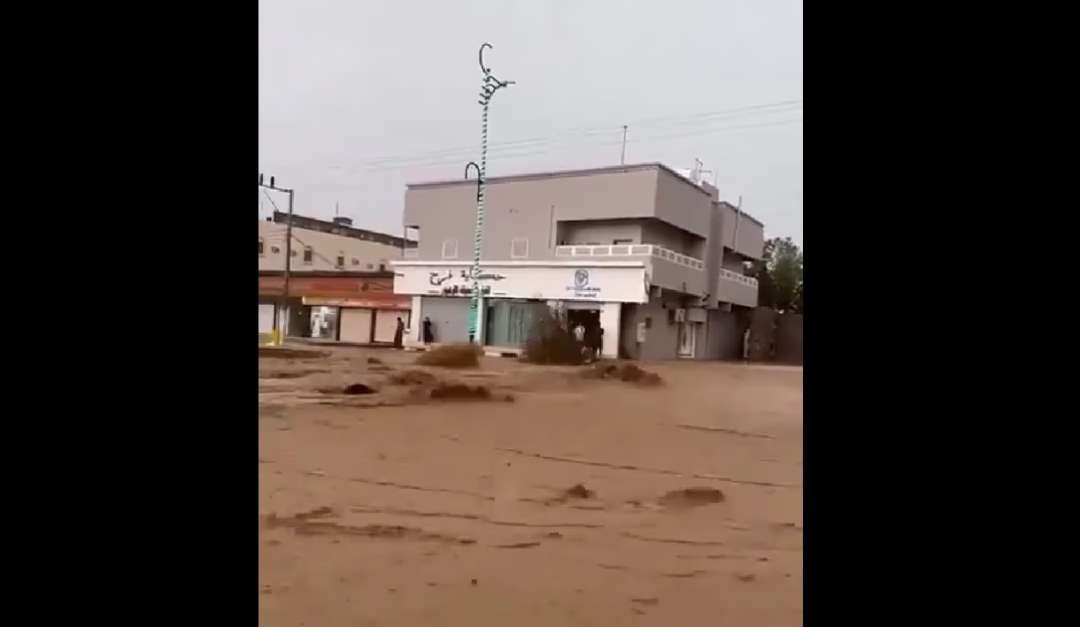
[259,0,802,246]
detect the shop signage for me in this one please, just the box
[394,262,648,304]
[566,268,601,299]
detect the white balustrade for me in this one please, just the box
[553,244,707,271]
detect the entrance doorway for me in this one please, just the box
[677,322,698,358]
[567,308,600,335]
[310,306,340,340]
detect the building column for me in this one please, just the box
[408,296,422,344]
[475,296,486,345]
[600,302,621,359]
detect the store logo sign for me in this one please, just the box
[574,269,589,288]
[567,268,601,298]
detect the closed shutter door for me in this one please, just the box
[339,308,373,343]
[258,304,275,334]
[373,310,402,343]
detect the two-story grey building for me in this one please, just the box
[392,162,764,360]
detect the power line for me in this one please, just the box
[335,99,802,171]
[365,117,802,172]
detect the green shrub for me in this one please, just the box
[522,309,585,365]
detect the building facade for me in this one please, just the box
[392,163,764,360]
[259,213,413,343]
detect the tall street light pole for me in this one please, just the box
[259,173,295,345]
[464,42,515,344]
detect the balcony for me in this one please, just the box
[555,244,707,295]
[554,244,705,270]
[716,268,759,307]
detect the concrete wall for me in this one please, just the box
[557,219,642,245]
[641,219,706,259]
[715,273,758,308]
[775,313,803,364]
[259,221,401,272]
[403,164,718,264]
[617,289,685,361]
[404,166,661,262]
[653,167,713,238]
[418,297,471,344]
[747,307,778,361]
[649,255,708,297]
[702,309,744,360]
[717,202,765,261]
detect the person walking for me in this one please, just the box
[394,317,405,348]
[422,316,434,344]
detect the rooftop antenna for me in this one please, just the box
[620,125,628,165]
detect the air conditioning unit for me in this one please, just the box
[674,308,687,322]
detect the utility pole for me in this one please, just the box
[258,173,295,345]
[620,125,628,165]
[464,42,515,344]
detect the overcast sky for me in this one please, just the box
[259,0,802,246]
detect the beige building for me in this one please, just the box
[258,213,405,273]
[258,213,414,341]
[393,162,765,360]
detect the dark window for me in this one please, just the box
[351,258,360,266]
[271,246,280,254]
[258,239,264,255]
[336,255,345,268]
[303,247,313,263]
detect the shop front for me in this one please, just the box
[391,261,648,357]
[258,272,410,344]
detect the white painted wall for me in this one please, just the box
[600,302,621,358]
[393,261,648,304]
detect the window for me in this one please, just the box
[336,254,345,268]
[258,238,264,255]
[511,237,528,259]
[303,247,313,264]
[613,238,633,245]
[351,258,360,266]
[442,239,458,259]
[365,263,374,270]
[271,245,280,254]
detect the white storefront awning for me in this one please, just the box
[392,260,649,304]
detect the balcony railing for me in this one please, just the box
[719,268,759,287]
[555,244,705,271]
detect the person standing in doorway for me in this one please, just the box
[394,317,405,348]
[422,316,434,344]
[573,321,588,362]
[742,326,751,362]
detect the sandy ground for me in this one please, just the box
[259,346,803,627]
